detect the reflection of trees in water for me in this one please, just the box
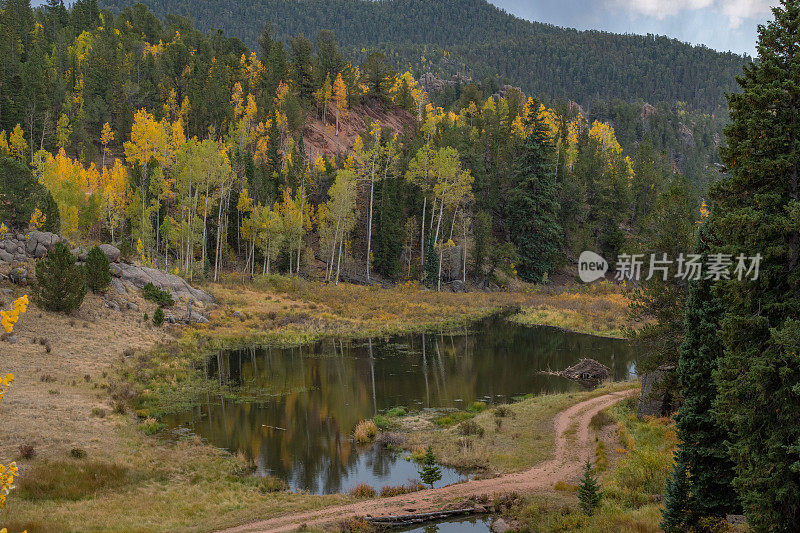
[172,317,636,493]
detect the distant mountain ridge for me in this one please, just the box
[95,0,748,112]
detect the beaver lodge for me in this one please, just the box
[557,358,611,387]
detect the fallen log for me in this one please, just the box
[367,507,475,526]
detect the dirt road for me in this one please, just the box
[221,389,636,533]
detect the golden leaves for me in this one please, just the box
[1,295,28,334]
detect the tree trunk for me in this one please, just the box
[420,196,426,268]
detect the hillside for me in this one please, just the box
[95,0,749,114]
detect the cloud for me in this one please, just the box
[612,0,775,27]
[720,0,775,28]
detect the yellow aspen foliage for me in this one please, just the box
[56,114,72,149]
[1,295,28,333]
[1,372,18,510]
[100,159,132,240]
[698,199,710,223]
[36,148,98,237]
[588,120,623,156]
[333,73,348,120]
[29,208,46,229]
[125,109,167,169]
[0,222,7,235]
[101,122,115,147]
[9,124,28,161]
[511,115,525,138]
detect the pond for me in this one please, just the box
[394,515,493,533]
[166,315,636,494]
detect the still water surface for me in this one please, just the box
[167,316,635,494]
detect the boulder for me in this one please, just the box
[111,278,127,295]
[9,267,28,285]
[27,231,62,251]
[111,263,213,303]
[636,365,679,419]
[0,250,12,263]
[34,243,47,258]
[491,518,511,533]
[99,244,121,263]
[126,302,139,311]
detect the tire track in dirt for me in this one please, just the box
[221,389,636,533]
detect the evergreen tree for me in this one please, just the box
[667,225,739,524]
[35,242,86,313]
[577,459,602,516]
[152,307,165,326]
[422,230,439,286]
[507,106,561,283]
[712,2,800,529]
[85,246,112,292]
[373,175,402,279]
[418,446,442,488]
[661,453,691,532]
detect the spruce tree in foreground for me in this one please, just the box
[418,446,442,488]
[661,453,691,532]
[712,1,800,529]
[666,225,739,526]
[85,246,111,292]
[577,459,602,515]
[507,103,561,283]
[36,242,86,313]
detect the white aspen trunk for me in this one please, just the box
[463,216,467,284]
[420,196,426,268]
[328,215,341,282]
[202,181,209,270]
[335,237,343,284]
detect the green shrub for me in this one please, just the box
[258,475,288,493]
[85,246,111,292]
[386,406,407,417]
[467,401,487,413]
[433,411,474,427]
[142,282,174,307]
[138,418,165,435]
[458,419,485,437]
[373,414,391,430]
[152,307,165,327]
[36,242,86,313]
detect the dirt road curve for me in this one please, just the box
[221,389,636,533]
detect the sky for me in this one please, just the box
[489,0,780,56]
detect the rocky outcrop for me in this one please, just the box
[1,230,65,264]
[110,263,213,303]
[636,364,679,419]
[0,231,213,304]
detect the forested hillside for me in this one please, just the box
[95,0,748,114]
[0,0,707,295]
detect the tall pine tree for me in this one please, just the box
[712,1,800,529]
[507,104,561,283]
[665,225,739,526]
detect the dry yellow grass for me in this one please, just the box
[0,273,637,531]
[353,420,378,444]
[509,283,635,338]
[403,381,637,473]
